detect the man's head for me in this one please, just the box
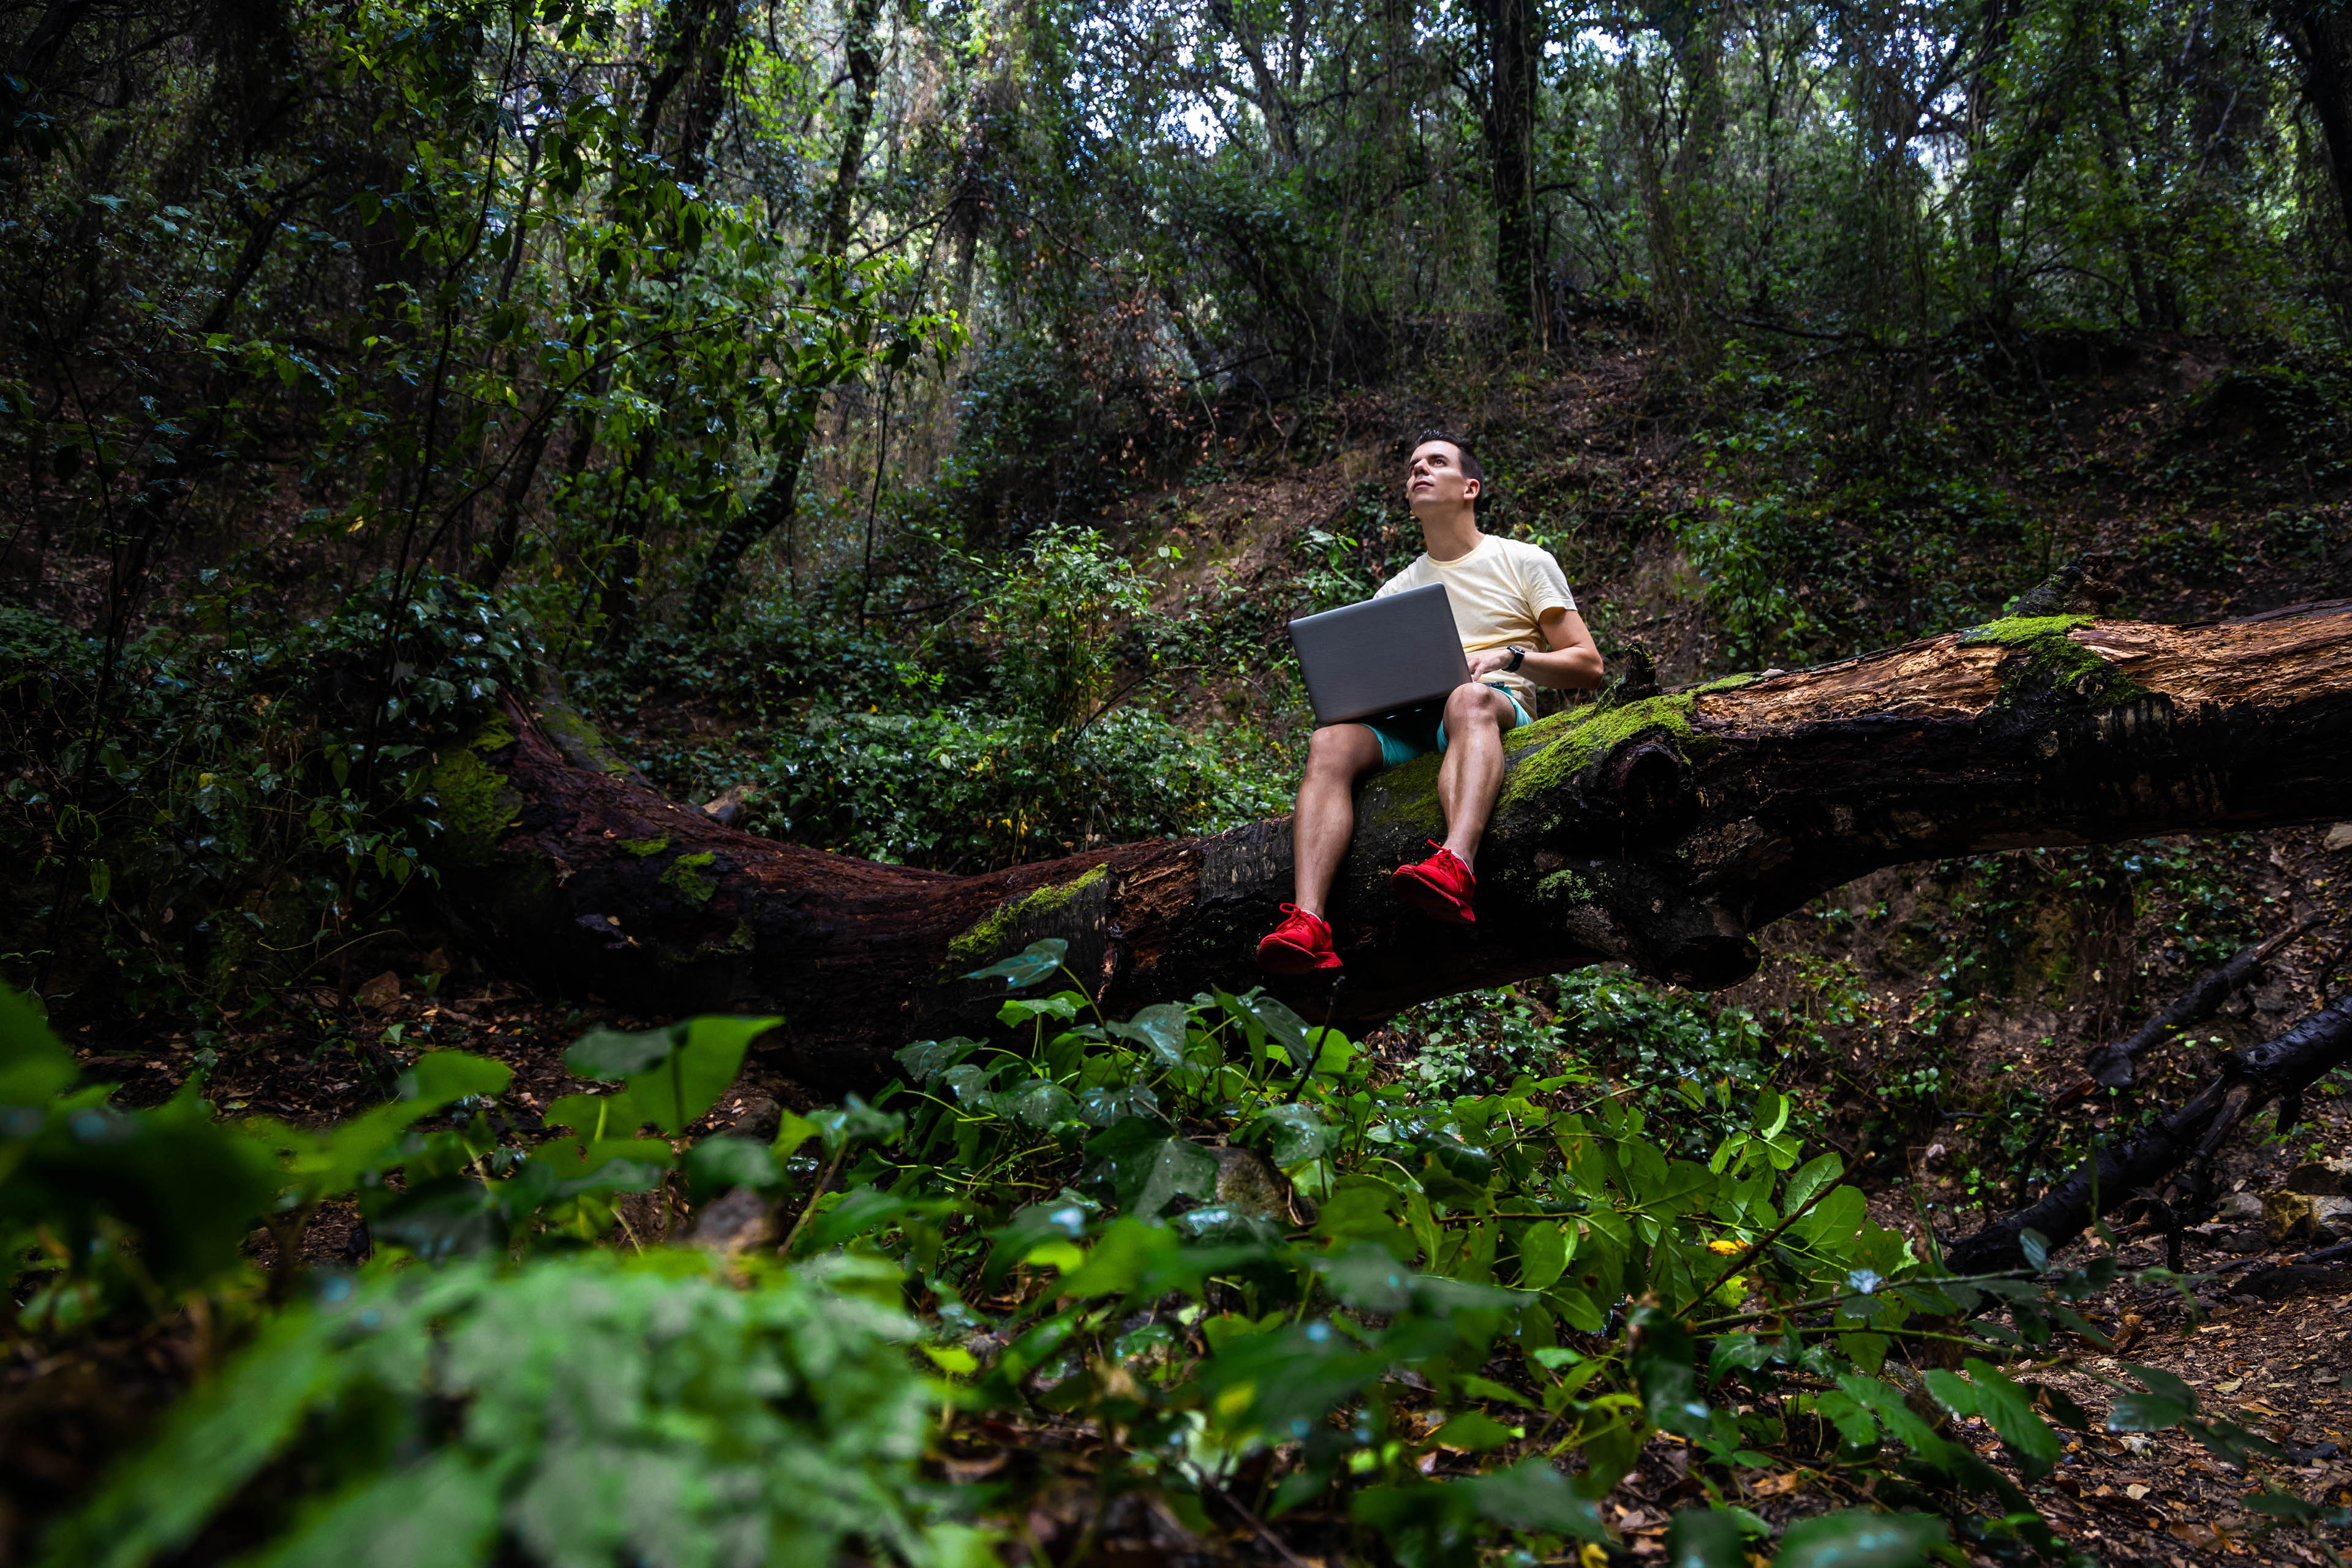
[1406,434,1486,522]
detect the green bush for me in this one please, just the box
[47,1254,976,1568]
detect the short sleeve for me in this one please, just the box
[1517,545,1575,617]
[1373,559,1425,600]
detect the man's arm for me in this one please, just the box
[1467,607,1604,689]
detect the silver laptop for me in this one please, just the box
[1288,583,1471,725]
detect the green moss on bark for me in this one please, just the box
[429,722,523,869]
[948,864,1107,968]
[1961,616,2140,707]
[663,851,720,907]
[1495,692,1703,812]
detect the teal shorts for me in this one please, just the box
[1357,683,1532,771]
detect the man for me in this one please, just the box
[1258,434,1604,973]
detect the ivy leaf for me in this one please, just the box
[1077,1079,1160,1128]
[964,938,1068,990]
[1242,1103,1335,1167]
[682,1135,778,1199]
[1106,1002,1189,1067]
[564,1024,677,1080]
[999,1079,1079,1130]
[894,1037,976,1086]
[1082,1117,1218,1219]
[1664,1506,1751,1567]
[1456,1459,1605,1539]
[1772,1509,1950,1568]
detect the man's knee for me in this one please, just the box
[1444,682,1508,727]
[1306,723,1381,777]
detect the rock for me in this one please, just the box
[2264,1189,2352,1245]
[701,783,761,828]
[354,970,404,1011]
[2285,1156,2352,1196]
[690,1186,775,1255]
[722,1093,782,1144]
[2217,1189,2266,1222]
[2326,823,2352,852]
[1212,1145,1295,1221]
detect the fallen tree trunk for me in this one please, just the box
[1944,993,2352,1275]
[2080,914,2321,1089]
[440,605,2352,1087]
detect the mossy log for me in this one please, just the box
[445,605,2352,1088]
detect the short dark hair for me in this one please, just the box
[1413,431,1490,515]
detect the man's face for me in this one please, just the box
[1406,441,1479,513]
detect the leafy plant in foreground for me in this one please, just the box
[10,954,2302,1566]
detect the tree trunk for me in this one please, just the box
[442,606,2352,1089]
[687,0,884,621]
[2275,0,2352,253]
[1478,0,1539,333]
[1945,993,2352,1276]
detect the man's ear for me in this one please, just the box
[1461,475,1481,502]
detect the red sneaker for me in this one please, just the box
[1391,841,1476,924]
[1257,904,1342,973]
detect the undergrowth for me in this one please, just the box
[17,941,2312,1566]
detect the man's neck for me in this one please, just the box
[1415,507,1483,564]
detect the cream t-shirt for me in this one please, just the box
[1373,533,1576,702]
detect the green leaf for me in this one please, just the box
[1781,1151,1844,1215]
[1665,1505,1751,1567]
[564,1023,677,1080]
[37,1311,338,1568]
[771,1108,820,1160]
[1084,1120,1218,1220]
[1243,1103,1335,1167]
[894,1037,976,1085]
[2106,1363,2196,1431]
[1428,1410,1515,1452]
[0,984,75,1103]
[1054,1216,1178,1300]
[249,1449,501,1568]
[1813,1389,1880,1449]
[1959,1358,2062,1472]
[1107,1003,1188,1066]
[1457,1459,1604,1539]
[2018,1227,2051,1271]
[1630,1308,1709,1439]
[1772,1509,1950,1568]
[402,1050,511,1106]
[683,1135,778,1197]
[964,938,1068,989]
[1516,1221,1569,1291]
[1241,992,1313,1058]
[999,1079,1079,1130]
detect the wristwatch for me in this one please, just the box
[1504,646,1527,673]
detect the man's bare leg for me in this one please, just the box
[1434,683,1518,867]
[1292,723,1386,916]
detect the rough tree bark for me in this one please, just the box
[435,606,2352,1088]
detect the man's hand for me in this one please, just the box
[1466,649,1517,678]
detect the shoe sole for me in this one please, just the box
[1392,870,1476,924]
[1258,940,1343,974]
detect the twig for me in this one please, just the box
[777,1144,849,1257]
[1202,1479,1316,1568]
[1694,1178,1840,1304]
